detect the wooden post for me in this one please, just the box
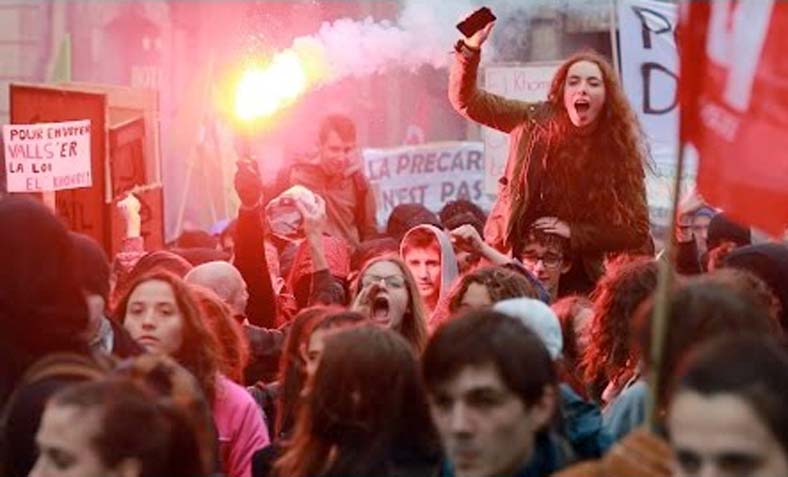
[43,33,72,212]
[646,140,687,429]
[609,0,621,76]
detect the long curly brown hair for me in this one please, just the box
[581,258,660,402]
[536,50,650,231]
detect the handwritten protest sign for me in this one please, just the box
[482,63,560,194]
[2,119,92,192]
[363,141,492,227]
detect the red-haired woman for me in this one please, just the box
[116,271,269,477]
[450,19,650,294]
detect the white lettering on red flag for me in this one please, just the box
[680,0,788,235]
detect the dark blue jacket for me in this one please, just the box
[559,383,614,459]
[440,431,570,477]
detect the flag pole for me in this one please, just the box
[646,138,687,430]
[609,0,620,76]
[43,33,71,211]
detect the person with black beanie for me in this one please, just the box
[724,243,788,334]
[0,196,90,404]
[0,196,97,477]
[69,232,142,358]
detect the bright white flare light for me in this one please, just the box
[235,50,309,121]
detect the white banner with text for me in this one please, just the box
[363,141,491,227]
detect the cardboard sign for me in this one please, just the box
[10,85,108,249]
[481,63,560,194]
[2,119,92,192]
[362,141,492,227]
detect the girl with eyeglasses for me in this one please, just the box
[350,254,429,353]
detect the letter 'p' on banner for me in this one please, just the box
[679,0,788,236]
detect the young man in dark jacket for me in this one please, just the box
[423,310,568,477]
[272,114,377,251]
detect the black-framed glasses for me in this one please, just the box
[520,252,563,269]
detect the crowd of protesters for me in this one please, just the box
[1,13,787,477]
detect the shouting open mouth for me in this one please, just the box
[372,295,390,325]
[574,97,590,115]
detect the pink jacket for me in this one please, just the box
[213,375,270,477]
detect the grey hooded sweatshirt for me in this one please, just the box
[400,224,459,329]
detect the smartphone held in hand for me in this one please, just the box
[456,7,496,38]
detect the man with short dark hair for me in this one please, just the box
[517,227,572,302]
[422,310,562,477]
[275,114,377,250]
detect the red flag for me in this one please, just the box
[679,1,788,236]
